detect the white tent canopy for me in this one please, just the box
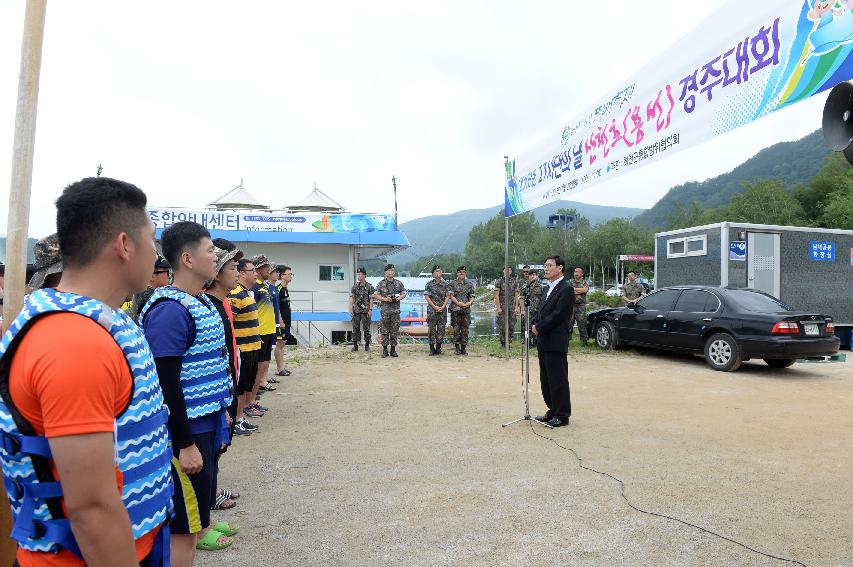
[208,180,269,210]
[287,183,346,212]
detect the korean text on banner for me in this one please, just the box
[148,209,396,234]
[504,0,853,216]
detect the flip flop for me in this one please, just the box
[211,493,237,510]
[196,529,232,551]
[219,488,240,500]
[212,521,240,537]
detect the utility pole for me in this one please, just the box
[2,2,48,561]
[391,175,398,230]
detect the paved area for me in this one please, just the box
[199,346,852,566]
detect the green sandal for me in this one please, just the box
[213,521,240,537]
[196,529,232,551]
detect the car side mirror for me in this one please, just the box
[626,301,637,310]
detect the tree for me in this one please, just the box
[818,182,853,230]
[666,201,706,230]
[720,180,806,225]
[407,253,465,276]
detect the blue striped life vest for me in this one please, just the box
[0,289,173,557]
[140,287,232,420]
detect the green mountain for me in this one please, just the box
[393,200,645,266]
[634,129,831,229]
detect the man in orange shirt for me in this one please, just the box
[0,177,173,566]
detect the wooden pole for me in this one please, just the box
[4,0,47,330]
[2,1,48,562]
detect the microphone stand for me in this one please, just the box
[503,288,553,429]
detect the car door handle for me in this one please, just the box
[702,318,712,322]
[656,314,665,318]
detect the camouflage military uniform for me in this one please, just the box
[376,277,406,346]
[623,281,644,301]
[449,279,475,346]
[569,277,589,341]
[350,280,375,344]
[495,277,520,345]
[523,277,543,335]
[424,278,450,345]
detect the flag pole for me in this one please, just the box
[503,156,510,359]
[2,1,48,559]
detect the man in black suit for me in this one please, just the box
[531,255,574,427]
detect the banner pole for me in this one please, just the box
[503,156,510,359]
[2,2,48,562]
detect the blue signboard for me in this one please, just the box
[729,241,746,261]
[809,241,835,261]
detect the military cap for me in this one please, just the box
[28,233,63,289]
[251,254,270,269]
[384,263,395,272]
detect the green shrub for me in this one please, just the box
[587,291,624,309]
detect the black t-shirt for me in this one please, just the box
[277,284,291,325]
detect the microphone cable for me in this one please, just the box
[527,422,807,566]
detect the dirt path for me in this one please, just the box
[199,346,852,566]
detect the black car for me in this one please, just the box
[586,286,840,372]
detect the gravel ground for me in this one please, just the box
[198,346,852,567]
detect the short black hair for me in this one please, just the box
[546,255,565,274]
[574,266,584,272]
[628,271,636,275]
[55,177,149,268]
[522,265,530,269]
[161,221,211,268]
[280,265,291,273]
[356,266,366,275]
[212,237,236,252]
[237,258,254,272]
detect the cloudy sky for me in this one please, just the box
[0,1,828,238]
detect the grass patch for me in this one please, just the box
[469,335,616,358]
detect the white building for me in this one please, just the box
[150,183,410,346]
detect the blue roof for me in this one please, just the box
[154,228,410,247]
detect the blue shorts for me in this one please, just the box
[169,429,217,534]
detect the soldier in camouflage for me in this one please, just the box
[494,266,520,346]
[449,266,475,355]
[522,268,543,346]
[569,266,590,345]
[622,271,645,303]
[349,267,375,352]
[424,265,450,355]
[373,263,406,357]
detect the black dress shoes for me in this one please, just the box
[534,414,552,422]
[545,416,569,427]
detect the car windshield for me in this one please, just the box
[725,289,792,313]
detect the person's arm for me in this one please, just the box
[441,290,450,310]
[397,282,406,301]
[49,433,139,567]
[494,288,502,312]
[153,357,194,450]
[450,290,464,308]
[272,287,281,327]
[424,285,439,311]
[575,284,589,295]
[349,290,355,315]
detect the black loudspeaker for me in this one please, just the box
[822,81,853,165]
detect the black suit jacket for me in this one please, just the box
[533,278,575,353]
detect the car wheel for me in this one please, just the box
[704,333,742,372]
[594,321,620,350]
[764,358,796,369]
